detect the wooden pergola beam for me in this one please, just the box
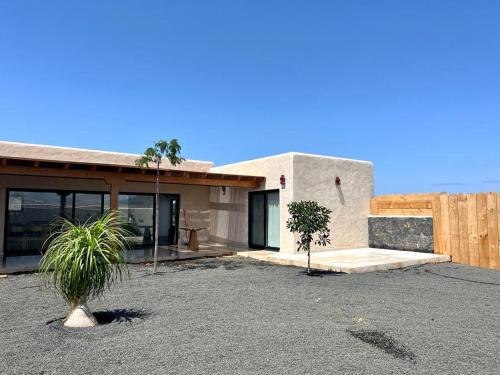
[0,164,264,188]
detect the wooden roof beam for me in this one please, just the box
[0,164,265,188]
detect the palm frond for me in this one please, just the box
[135,155,151,168]
[39,212,130,307]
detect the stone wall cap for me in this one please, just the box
[368,215,433,218]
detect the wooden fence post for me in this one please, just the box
[477,193,489,268]
[486,193,499,270]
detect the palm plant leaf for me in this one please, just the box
[39,212,131,308]
[135,155,152,168]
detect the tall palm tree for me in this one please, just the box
[135,139,184,273]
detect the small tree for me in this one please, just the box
[286,201,332,276]
[135,139,184,273]
[39,213,130,327]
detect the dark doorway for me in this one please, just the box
[158,194,180,246]
[248,190,280,250]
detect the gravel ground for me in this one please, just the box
[1,256,499,375]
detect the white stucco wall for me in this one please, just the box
[209,154,295,251]
[208,186,250,248]
[292,153,373,251]
[209,152,374,254]
[0,175,210,255]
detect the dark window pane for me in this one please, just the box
[250,193,265,247]
[63,192,74,219]
[74,193,103,224]
[5,190,110,256]
[6,191,63,255]
[118,194,154,249]
[103,194,110,213]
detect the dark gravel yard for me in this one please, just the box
[1,256,499,375]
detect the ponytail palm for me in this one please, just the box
[39,213,130,327]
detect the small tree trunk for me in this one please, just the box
[153,165,160,273]
[307,245,311,276]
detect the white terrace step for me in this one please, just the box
[238,248,450,273]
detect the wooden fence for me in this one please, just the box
[371,193,500,270]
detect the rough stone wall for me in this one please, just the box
[368,216,434,253]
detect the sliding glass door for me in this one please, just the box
[249,193,266,247]
[5,190,109,256]
[118,193,180,249]
[249,190,280,250]
[5,189,180,255]
[266,191,280,248]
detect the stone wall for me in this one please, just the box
[368,216,434,253]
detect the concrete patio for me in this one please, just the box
[1,245,451,274]
[238,248,451,273]
[0,244,235,274]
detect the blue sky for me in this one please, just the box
[1,1,499,194]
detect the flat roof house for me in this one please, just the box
[0,141,373,272]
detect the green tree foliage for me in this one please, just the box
[286,201,332,275]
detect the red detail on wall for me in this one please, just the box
[280,175,286,187]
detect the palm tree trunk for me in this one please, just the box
[153,166,160,273]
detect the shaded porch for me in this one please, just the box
[0,243,238,274]
[0,146,266,272]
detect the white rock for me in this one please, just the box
[64,304,98,328]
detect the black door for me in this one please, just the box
[158,194,180,246]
